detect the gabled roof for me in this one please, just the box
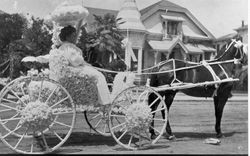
[148,38,187,52]
[140,0,215,40]
[84,0,215,40]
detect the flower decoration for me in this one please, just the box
[20,101,54,132]
[125,102,153,131]
[49,48,99,110]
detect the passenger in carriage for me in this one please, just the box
[58,25,111,105]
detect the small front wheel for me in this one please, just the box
[108,86,167,150]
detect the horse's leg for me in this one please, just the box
[163,91,176,140]
[213,83,233,138]
[148,93,160,139]
[213,95,228,138]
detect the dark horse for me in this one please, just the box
[148,39,247,139]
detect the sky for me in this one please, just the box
[0,0,248,38]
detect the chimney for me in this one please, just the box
[242,20,244,27]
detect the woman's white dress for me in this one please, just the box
[49,42,111,105]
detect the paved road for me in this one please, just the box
[0,94,248,154]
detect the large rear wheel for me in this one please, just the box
[0,76,76,154]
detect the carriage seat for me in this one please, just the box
[48,48,99,107]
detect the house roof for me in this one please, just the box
[83,0,215,40]
[197,44,216,52]
[83,0,165,11]
[216,33,238,42]
[148,38,190,53]
[234,25,248,31]
[184,44,204,54]
[161,15,185,22]
[116,0,146,31]
[182,25,210,40]
[148,38,181,51]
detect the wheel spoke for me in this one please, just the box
[45,86,59,104]
[52,110,74,115]
[151,107,165,114]
[142,91,149,103]
[117,129,128,141]
[149,97,160,108]
[110,114,126,118]
[128,134,133,146]
[1,100,19,111]
[89,113,101,121]
[8,88,26,106]
[49,127,63,141]
[149,125,161,134]
[103,123,107,134]
[2,117,21,124]
[111,122,126,130]
[20,84,26,96]
[54,120,71,128]
[153,118,167,122]
[30,137,34,153]
[51,96,69,108]
[14,127,29,149]
[38,80,44,101]
[94,118,102,128]
[41,132,50,151]
[1,113,20,124]
[0,108,12,113]
[2,125,22,139]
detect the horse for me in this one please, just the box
[148,39,247,139]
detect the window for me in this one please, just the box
[167,21,178,35]
[131,49,139,71]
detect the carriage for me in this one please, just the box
[0,1,247,153]
[0,38,245,154]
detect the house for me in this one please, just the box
[215,21,248,53]
[84,0,216,82]
[234,21,248,44]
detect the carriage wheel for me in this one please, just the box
[108,86,167,150]
[0,76,76,154]
[83,105,111,136]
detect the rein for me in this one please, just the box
[94,40,244,76]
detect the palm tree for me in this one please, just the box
[80,13,124,67]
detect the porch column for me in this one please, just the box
[138,48,143,73]
[154,51,159,65]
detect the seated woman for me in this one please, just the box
[51,25,111,106]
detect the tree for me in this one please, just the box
[22,16,53,56]
[0,15,53,79]
[0,13,27,63]
[78,13,124,67]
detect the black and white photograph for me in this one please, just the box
[0,0,248,154]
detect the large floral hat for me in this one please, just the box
[50,1,89,27]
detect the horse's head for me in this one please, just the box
[216,39,247,65]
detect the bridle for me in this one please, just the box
[224,39,245,64]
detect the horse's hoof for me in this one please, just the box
[151,134,158,140]
[166,135,176,140]
[216,133,225,138]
